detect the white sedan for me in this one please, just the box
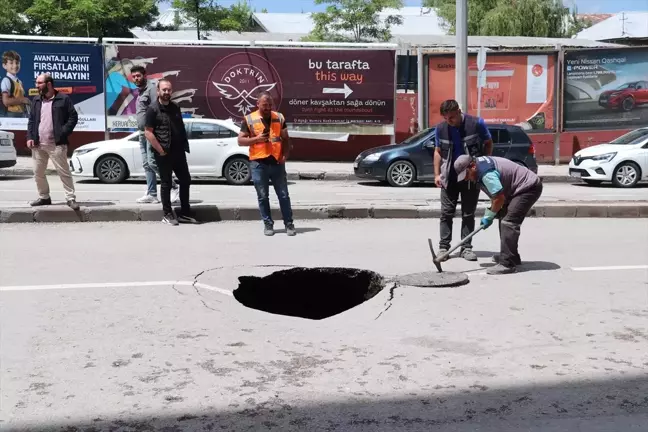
[69,118,252,185]
[569,127,648,188]
[0,130,17,169]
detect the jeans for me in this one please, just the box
[153,148,191,216]
[498,182,543,267]
[251,160,293,226]
[439,179,480,250]
[139,132,158,197]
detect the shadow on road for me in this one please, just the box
[572,182,648,189]
[76,179,297,187]
[12,376,648,431]
[0,175,31,181]
[480,261,561,273]
[357,180,437,189]
[274,227,321,235]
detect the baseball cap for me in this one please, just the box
[454,155,473,182]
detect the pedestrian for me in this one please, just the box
[131,65,179,204]
[454,154,543,275]
[433,99,493,262]
[26,73,79,210]
[237,91,296,236]
[144,78,197,226]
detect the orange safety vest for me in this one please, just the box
[245,110,284,162]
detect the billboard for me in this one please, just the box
[428,53,555,131]
[564,47,648,130]
[0,42,105,131]
[104,44,395,131]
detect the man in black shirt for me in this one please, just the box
[144,79,197,225]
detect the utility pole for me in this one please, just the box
[455,0,468,112]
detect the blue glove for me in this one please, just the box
[481,209,497,229]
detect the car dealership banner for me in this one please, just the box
[104,44,395,131]
[0,41,105,131]
[563,47,648,130]
[427,53,555,131]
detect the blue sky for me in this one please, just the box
[163,0,645,14]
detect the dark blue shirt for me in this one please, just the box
[435,116,492,180]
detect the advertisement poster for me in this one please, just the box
[0,42,105,131]
[105,45,395,131]
[564,47,648,130]
[427,53,555,131]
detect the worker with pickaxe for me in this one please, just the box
[453,154,544,275]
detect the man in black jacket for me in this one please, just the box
[27,73,79,209]
[144,79,197,226]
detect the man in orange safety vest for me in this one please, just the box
[238,91,296,236]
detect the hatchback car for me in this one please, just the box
[569,127,648,188]
[0,130,17,169]
[70,118,251,185]
[353,124,538,187]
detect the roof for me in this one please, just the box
[577,13,613,26]
[576,12,648,41]
[252,7,445,36]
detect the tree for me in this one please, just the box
[304,0,404,43]
[0,0,158,37]
[424,0,586,38]
[172,0,255,39]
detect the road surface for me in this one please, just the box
[1,219,647,431]
[0,176,645,209]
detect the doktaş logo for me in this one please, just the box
[206,52,283,119]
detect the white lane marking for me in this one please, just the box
[0,280,233,296]
[571,265,648,272]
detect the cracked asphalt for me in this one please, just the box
[1,219,647,431]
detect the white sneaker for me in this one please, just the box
[136,194,159,204]
[171,187,180,204]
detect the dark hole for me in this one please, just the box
[233,267,385,320]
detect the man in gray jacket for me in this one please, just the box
[131,66,178,204]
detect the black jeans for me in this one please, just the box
[154,149,190,216]
[498,182,544,267]
[439,179,481,250]
[250,160,293,226]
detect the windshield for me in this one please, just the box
[610,129,648,145]
[615,83,636,90]
[400,128,434,145]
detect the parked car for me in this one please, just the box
[599,81,648,112]
[569,127,648,188]
[0,130,17,169]
[69,118,251,185]
[353,124,538,187]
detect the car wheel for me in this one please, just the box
[223,157,251,185]
[621,97,635,112]
[386,160,416,187]
[583,179,603,186]
[612,161,641,188]
[96,155,128,184]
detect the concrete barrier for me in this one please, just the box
[1,202,646,224]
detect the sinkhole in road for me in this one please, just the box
[233,267,385,320]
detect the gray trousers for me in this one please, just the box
[497,182,544,267]
[439,180,481,250]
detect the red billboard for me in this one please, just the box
[105,45,395,131]
[427,53,556,131]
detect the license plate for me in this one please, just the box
[571,171,581,178]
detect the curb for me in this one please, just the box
[2,167,576,183]
[1,203,646,223]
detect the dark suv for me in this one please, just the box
[353,124,538,187]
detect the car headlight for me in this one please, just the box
[590,152,617,162]
[74,147,97,156]
[364,152,383,162]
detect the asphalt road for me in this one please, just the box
[0,176,646,209]
[1,219,647,431]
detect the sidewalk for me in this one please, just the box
[4,156,574,182]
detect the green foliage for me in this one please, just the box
[2,0,158,37]
[305,0,405,42]
[172,0,255,38]
[424,0,587,38]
